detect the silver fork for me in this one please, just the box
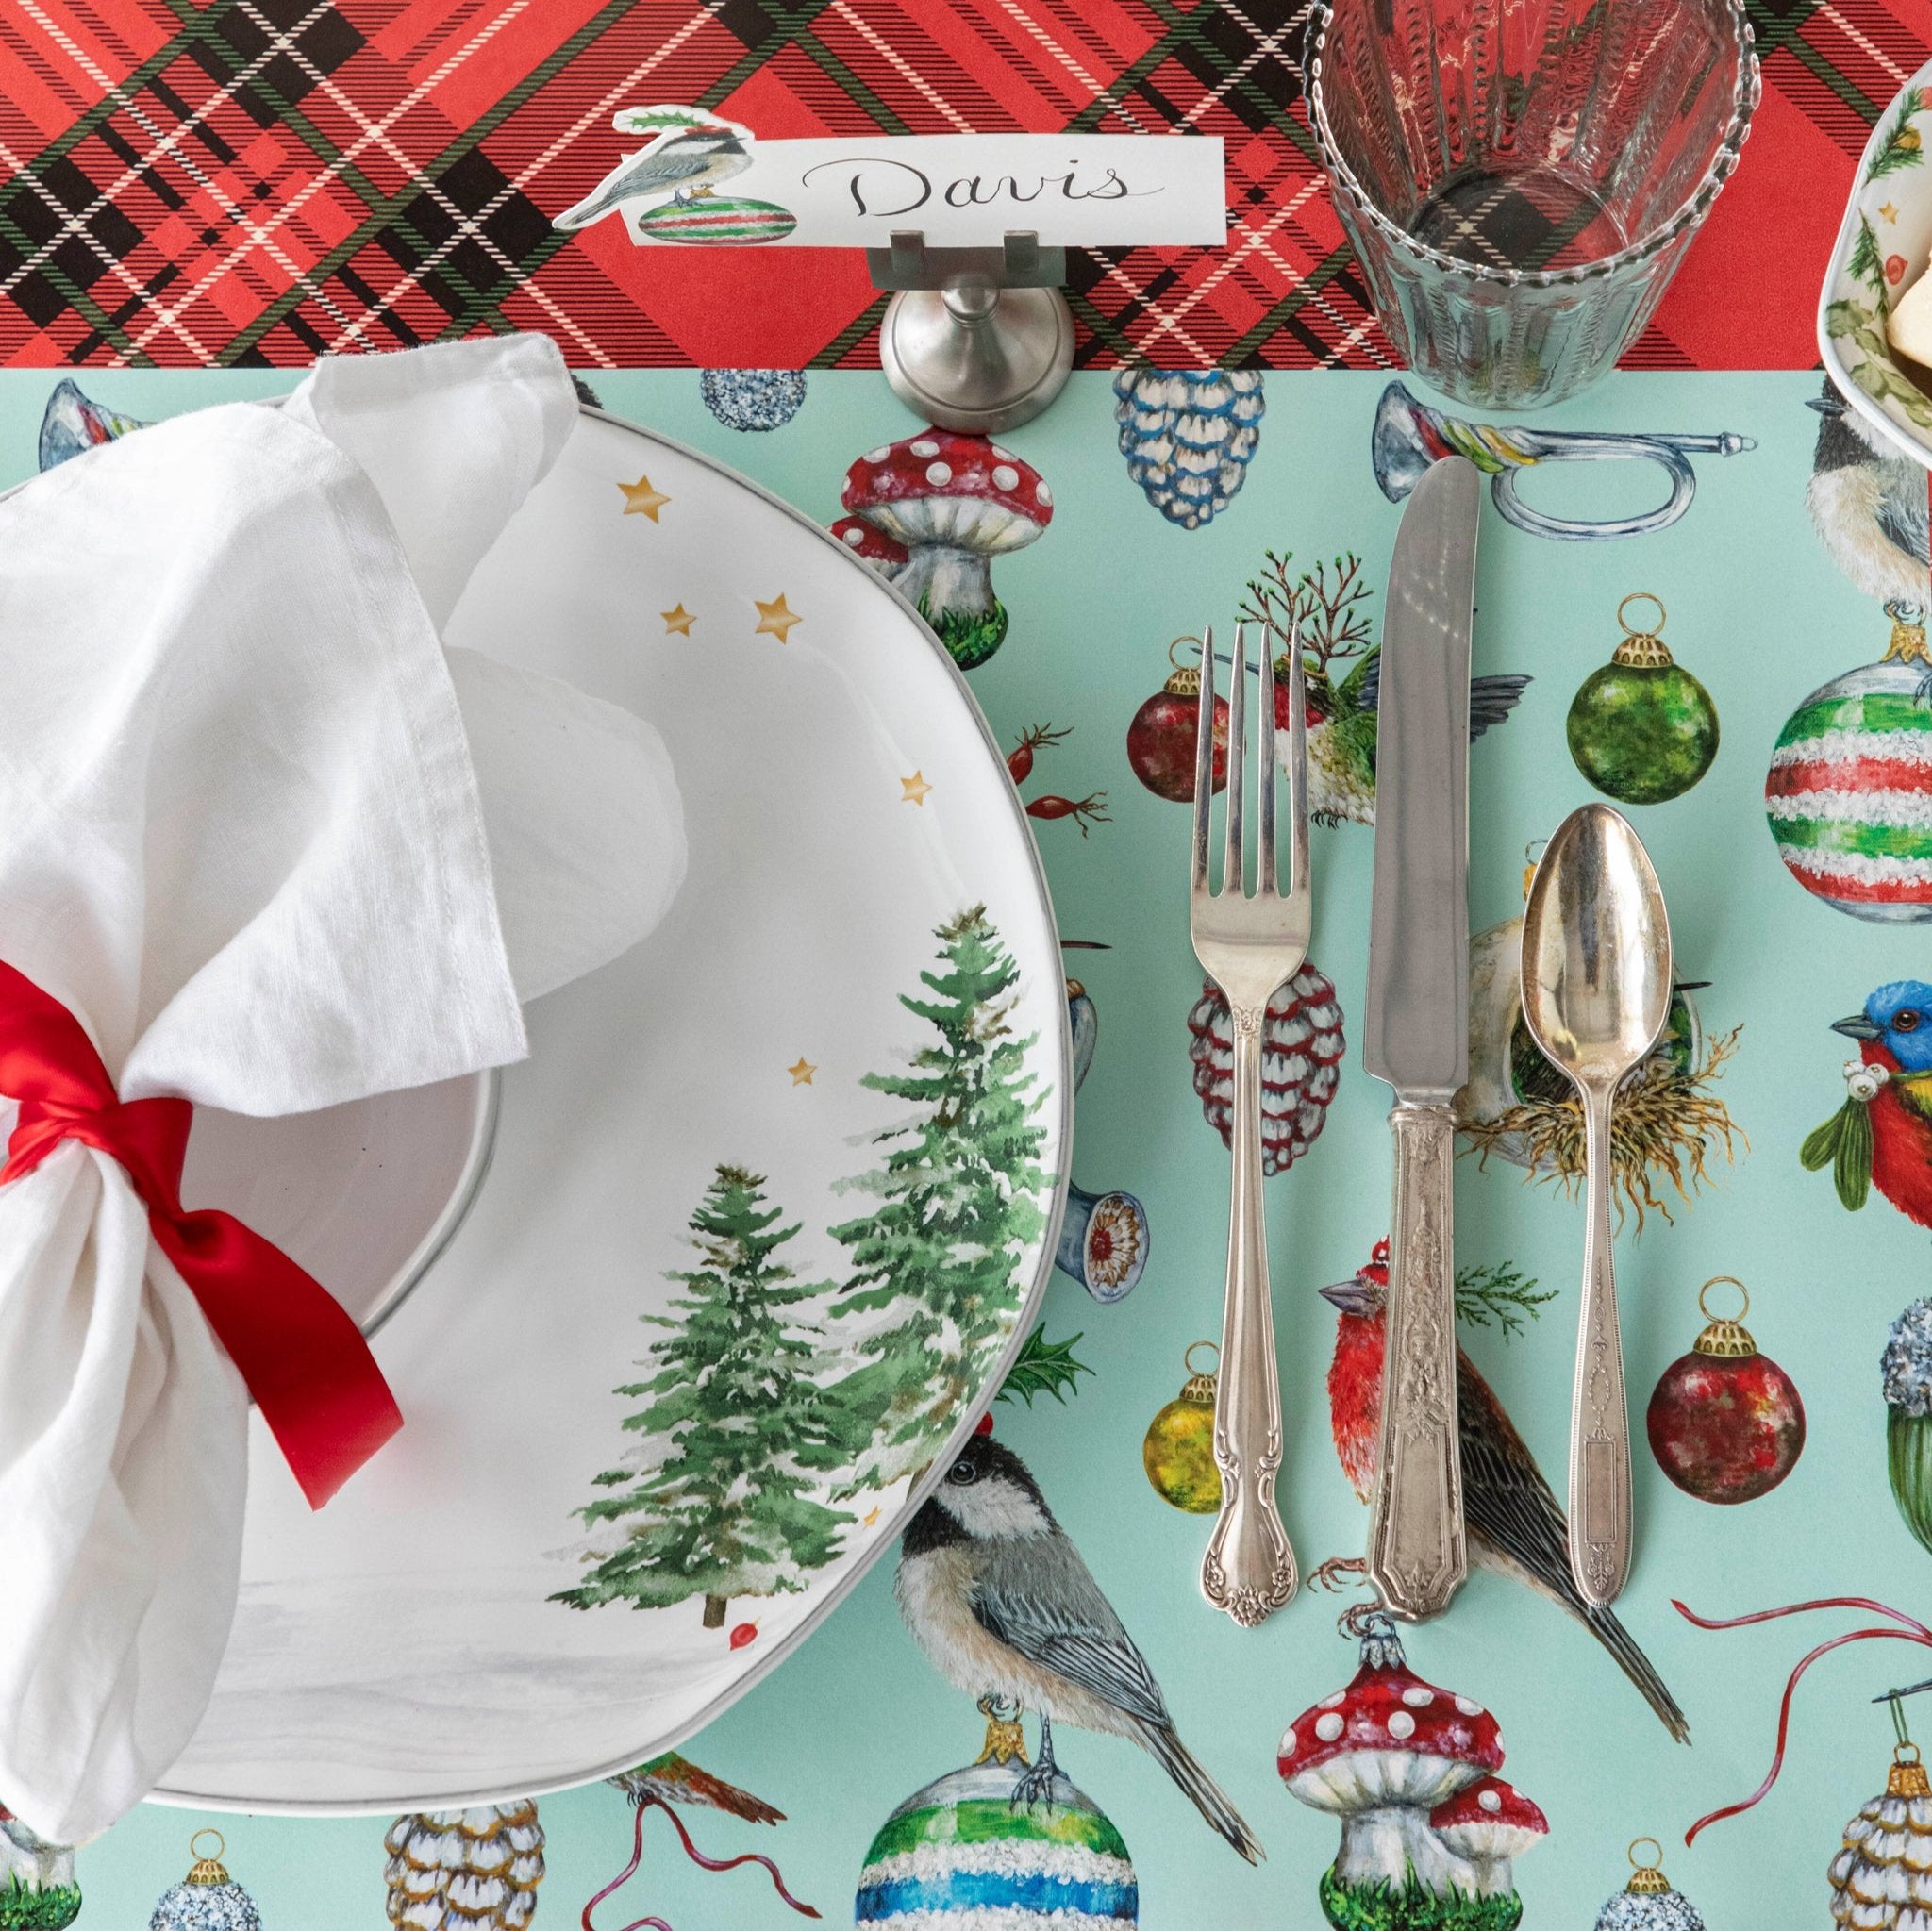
[1191,618,1309,1628]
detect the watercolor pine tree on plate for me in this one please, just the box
[555,907,1052,1637]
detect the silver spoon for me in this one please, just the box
[1521,804,1673,1608]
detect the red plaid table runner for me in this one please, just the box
[0,0,1923,370]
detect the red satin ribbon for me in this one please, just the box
[0,959,403,1507]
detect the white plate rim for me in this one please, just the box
[144,396,1074,1816]
[1817,56,1932,473]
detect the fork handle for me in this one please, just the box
[1367,1100,1467,1621]
[1201,1006,1298,1626]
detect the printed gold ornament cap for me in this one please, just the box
[1164,634,1205,697]
[1691,1277,1758,1359]
[1891,1743,1932,1798]
[1178,1340,1218,1404]
[185,1829,231,1886]
[1611,592,1674,669]
[1625,1837,1673,1894]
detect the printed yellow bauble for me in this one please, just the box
[1142,1343,1222,1513]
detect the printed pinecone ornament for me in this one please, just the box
[1593,1839,1707,1930]
[1831,1745,1932,1928]
[384,1804,545,1930]
[1112,369,1264,529]
[700,369,807,433]
[1884,1298,1932,1555]
[1188,965,1344,1174]
[149,1833,262,1931]
[0,1806,79,1929]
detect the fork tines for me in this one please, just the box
[1191,620,1309,910]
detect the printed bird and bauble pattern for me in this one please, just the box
[1805,981,1932,1223]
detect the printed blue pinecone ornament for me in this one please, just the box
[0,1805,80,1928]
[1112,368,1264,529]
[384,1803,545,1928]
[700,368,806,433]
[150,1832,262,1931]
[1593,1840,1706,1931]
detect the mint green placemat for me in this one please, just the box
[2,366,1918,1929]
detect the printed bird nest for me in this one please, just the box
[1458,1028,1745,1228]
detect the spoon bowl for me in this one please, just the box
[1522,804,1674,1090]
[1521,803,1673,1607]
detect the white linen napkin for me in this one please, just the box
[0,336,684,1842]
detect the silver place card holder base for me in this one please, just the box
[869,229,1074,434]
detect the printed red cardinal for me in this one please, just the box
[1322,1240,1689,1741]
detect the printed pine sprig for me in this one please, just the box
[1849,212,1888,308]
[996,1323,1094,1407]
[1454,1262,1555,1341]
[1868,86,1927,182]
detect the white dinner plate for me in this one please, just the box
[154,405,1069,1813]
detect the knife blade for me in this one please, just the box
[1362,453,1479,1623]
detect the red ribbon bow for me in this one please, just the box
[0,959,402,1507]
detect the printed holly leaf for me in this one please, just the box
[996,1324,1094,1406]
[1454,1263,1555,1342]
[1828,299,1932,429]
[1869,87,1927,182]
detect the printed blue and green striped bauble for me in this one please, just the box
[856,1759,1137,1928]
[1766,654,1932,924]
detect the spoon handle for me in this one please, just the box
[1570,1086,1632,1606]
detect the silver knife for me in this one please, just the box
[1362,454,1479,1623]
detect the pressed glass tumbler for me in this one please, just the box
[1308,0,1758,408]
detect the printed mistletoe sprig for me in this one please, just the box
[1801,1058,1887,1210]
[1868,87,1927,182]
[996,1324,1093,1407]
[1454,1262,1556,1341]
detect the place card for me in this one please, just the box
[553,107,1226,250]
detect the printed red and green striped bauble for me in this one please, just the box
[856,1759,1137,1928]
[635,198,796,244]
[1766,656,1932,923]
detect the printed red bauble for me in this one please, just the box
[1646,1278,1805,1505]
[1127,660,1227,803]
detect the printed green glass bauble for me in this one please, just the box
[0,1807,79,1930]
[150,1833,262,1931]
[855,1754,1137,1926]
[1567,595,1718,806]
[1593,1839,1707,1930]
[1766,625,1932,923]
[1142,1344,1222,1513]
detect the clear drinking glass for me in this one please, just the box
[1307,0,1759,409]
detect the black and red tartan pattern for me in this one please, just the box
[0,0,1922,370]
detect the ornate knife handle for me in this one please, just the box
[1201,1006,1298,1627]
[1367,1099,1467,1621]
[1569,1085,1631,1607]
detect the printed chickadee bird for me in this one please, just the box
[896,1431,1264,1863]
[1807,376,1931,616]
[554,120,751,232]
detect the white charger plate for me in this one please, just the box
[152,405,1069,1814]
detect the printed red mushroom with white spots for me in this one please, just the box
[834,430,1052,671]
[1279,1619,1544,1913]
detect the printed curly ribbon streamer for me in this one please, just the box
[1674,1596,1932,1844]
[581,1793,821,1931]
[0,958,403,1507]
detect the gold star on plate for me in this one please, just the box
[862,1506,881,1527]
[619,474,670,521]
[661,603,695,635]
[1882,200,1901,223]
[901,771,933,806]
[787,1057,816,1085]
[754,593,801,642]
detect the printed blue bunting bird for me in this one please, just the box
[1828,982,1932,1229]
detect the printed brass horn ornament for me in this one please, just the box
[1372,382,1756,542]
